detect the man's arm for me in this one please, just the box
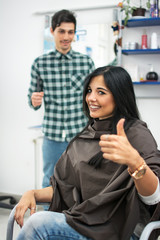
[28,60,43,110]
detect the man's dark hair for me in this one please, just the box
[51,9,76,32]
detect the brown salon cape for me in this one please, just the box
[49,118,160,240]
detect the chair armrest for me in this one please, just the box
[6,204,17,240]
[139,221,160,240]
[6,202,50,240]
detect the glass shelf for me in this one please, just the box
[133,81,160,85]
[124,17,160,27]
[122,49,160,55]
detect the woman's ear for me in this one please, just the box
[50,27,54,35]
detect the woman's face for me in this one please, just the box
[85,75,115,120]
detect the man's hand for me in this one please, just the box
[31,92,44,107]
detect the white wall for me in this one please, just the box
[0,0,119,194]
[0,0,45,194]
[0,0,160,195]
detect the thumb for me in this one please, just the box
[116,118,126,136]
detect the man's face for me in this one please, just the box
[51,22,75,54]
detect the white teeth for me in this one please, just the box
[90,105,99,109]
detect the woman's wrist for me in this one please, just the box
[127,152,145,173]
[128,160,147,180]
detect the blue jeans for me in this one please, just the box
[16,211,139,240]
[130,234,139,240]
[42,137,68,188]
[16,211,91,240]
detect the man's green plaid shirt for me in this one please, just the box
[28,49,95,142]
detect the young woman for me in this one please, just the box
[15,66,160,240]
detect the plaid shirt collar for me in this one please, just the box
[54,48,73,60]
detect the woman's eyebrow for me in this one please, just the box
[97,87,109,92]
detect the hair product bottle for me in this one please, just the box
[141,30,148,49]
[150,0,155,17]
[151,32,158,49]
[154,0,159,17]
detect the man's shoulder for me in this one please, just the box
[72,50,91,60]
[34,51,55,63]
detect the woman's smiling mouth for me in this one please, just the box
[89,104,100,111]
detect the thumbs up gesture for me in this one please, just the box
[99,118,140,167]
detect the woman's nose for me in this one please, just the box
[88,93,96,102]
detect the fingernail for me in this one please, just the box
[105,134,109,139]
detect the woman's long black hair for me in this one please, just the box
[83,65,140,130]
[67,66,140,168]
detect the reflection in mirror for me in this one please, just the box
[43,9,119,68]
[72,23,116,68]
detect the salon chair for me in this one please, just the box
[0,195,16,210]
[139,221,160,240]
[6,203,160,240]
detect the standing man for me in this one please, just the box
[28,9,95,189]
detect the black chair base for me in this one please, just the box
[0,195,17,209]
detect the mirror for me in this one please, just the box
[72,23,116,67]
[43,8,119,68]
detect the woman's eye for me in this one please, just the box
[87,89,91,93]
[98,91,105,95]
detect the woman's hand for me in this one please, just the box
[14,186,53,227]
[100,118,158,196]
[99,118,143,170]
[14,190,36,227]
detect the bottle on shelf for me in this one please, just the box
[146,64,158,81]
[150,0,155,17]
[139,72,144,82]
[141,30,148,49]
[151,32,158,49]
[153,0,159,17]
